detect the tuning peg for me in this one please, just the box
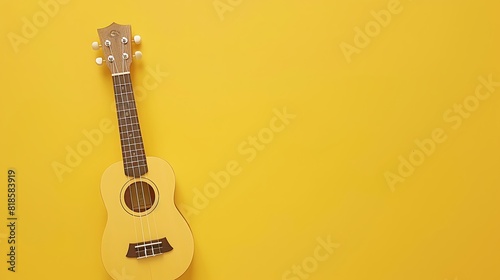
[91,41,100,50]
[134,51,143,60]
[95,57,103,65]
[133,35,142,44]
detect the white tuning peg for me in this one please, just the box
[91,41,100,50]
[95,57,103,65]
[133,35,142,44]
[134,51,143,60]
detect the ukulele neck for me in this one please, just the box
[112,73,148,177]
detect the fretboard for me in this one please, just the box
[112,73,148,177]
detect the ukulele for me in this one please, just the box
[94,22,194,280]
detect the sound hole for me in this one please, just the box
[124,181,156,213]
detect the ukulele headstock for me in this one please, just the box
[93,22,142,75]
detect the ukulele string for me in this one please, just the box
[121,35,161,255]
[131,50,160,252]
[121,38,158,257]
[110,41,145,254]
[119,41,148,252]
[122,44,161,252]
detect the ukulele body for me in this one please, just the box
[100,156,194,280]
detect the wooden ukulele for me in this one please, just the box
[94,22,194,280]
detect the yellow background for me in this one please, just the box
[1,0,500,279]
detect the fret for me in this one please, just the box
[124,160,148,167]
[123,158,146,166]
[122,154,145,161]
[123,156,147,162]
[115,96,133,103]
[120,135,144,141]
[124,163,148,169]
[120,146,143,152]
[114,88,133,95]
[117,120,140,126]
[112,73,148,177]
[115,89,132,95]
[115,100,131,105]
[120,129,141,135]
[121,145,145,153]
[115,105,132,112]
[113,83,132,89]
[118,123,140,130]
[117,110,138,118]
[118,142,144,153]
[119,131,141,139]
[116,107,133,112]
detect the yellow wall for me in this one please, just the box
[1,0,500,279]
